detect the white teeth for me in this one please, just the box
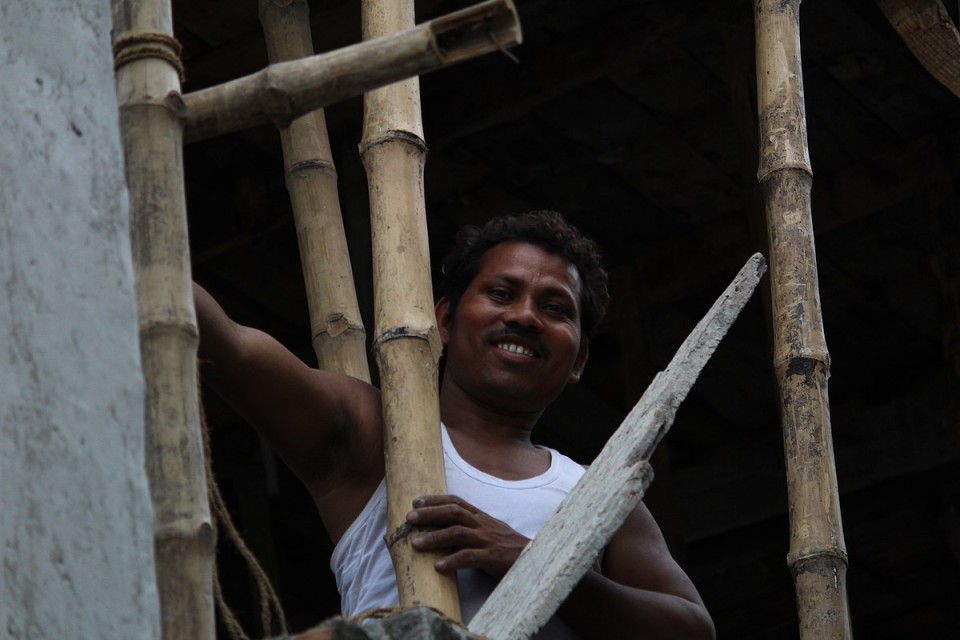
[498,342,534,357]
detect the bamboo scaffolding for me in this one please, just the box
[184,0,521,143]
[358,0,516,621]
[471,254,766,640]
[111,1,215,639]
[754,2,852,638]
[259,0,370,381]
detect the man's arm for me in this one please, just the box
[193,283,384,539]
[406,496,714,640]
[558,502,715,640]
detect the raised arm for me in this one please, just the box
[194,283,384,539]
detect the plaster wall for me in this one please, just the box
[0,0,161,637]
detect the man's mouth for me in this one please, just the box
[495,342,536,357]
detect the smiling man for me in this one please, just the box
[195,211,715,639]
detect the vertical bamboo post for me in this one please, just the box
[112,1,215,638]
[360,0,461,619]
[754,2,852,638]
[259,0,371,381]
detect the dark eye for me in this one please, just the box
[488,288,511,301]
[543,302,570,317]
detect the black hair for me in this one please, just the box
[438,210,609,338]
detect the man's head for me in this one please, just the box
[438,211,610,339]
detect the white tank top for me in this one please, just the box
[330,424,587,638]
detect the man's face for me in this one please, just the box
[436,241,589,416]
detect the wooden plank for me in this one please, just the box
[469,254,766,640]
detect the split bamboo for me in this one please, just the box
[754,1,852,638]
[360,0,467,620]
[259,0,370,381]
[112,1,215,639]
[471,254,766,640]
[184,0,521,143]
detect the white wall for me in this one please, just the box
[0,0,161,637]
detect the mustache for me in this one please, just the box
[484,327,549,358]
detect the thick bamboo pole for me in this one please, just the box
[184,0,521,143]
[259,0,371,381]
[360,0,463,620]
[112,1,215,639]
[754,2,852,638]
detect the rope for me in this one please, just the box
[113,32,186,82]
[200,391,289,638]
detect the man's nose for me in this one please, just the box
[503,297,543,331]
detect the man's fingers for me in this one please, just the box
[410,525,475,552]
[412,494,479,512]
[407,500,478,526]
[433,548,483,573]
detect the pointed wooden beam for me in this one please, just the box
[183,0,520,143]
[875,0,960,100]
[755,1,852,638]
[112,0,215,638]
[470,254,767,640]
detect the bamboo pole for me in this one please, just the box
[471,255,766,640]
[359,0,476,620]
[184,0,521,143]
[754,2,852,638]
[112,1,215,639]
[259,0,371,381]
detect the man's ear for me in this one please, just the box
[435,296,451,346]
[568,338,590,384]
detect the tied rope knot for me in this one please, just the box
[113,32,185,83]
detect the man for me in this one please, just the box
[195,211,715,639]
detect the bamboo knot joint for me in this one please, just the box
[261,74,296,129]
[322,313,351,338]
[164,91,188,119]
[787,548,849,576]
[360,130,429,157]
[289,159,337,177]
[373,325,433,349]
[113,33,185,83]
[782,354,831,380]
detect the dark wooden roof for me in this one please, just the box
[177,0,960,637]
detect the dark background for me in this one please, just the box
[175,1,960,637]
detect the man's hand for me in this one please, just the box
[407,495,529,577]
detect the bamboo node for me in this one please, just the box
[359,130,428,157]
[373,325,437,351]
[165,91,188,118]
[323,312,351,338]
[261,74,296,129]
[289,158,337,177]
[787,548,849,576]
[113,33,185,83]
